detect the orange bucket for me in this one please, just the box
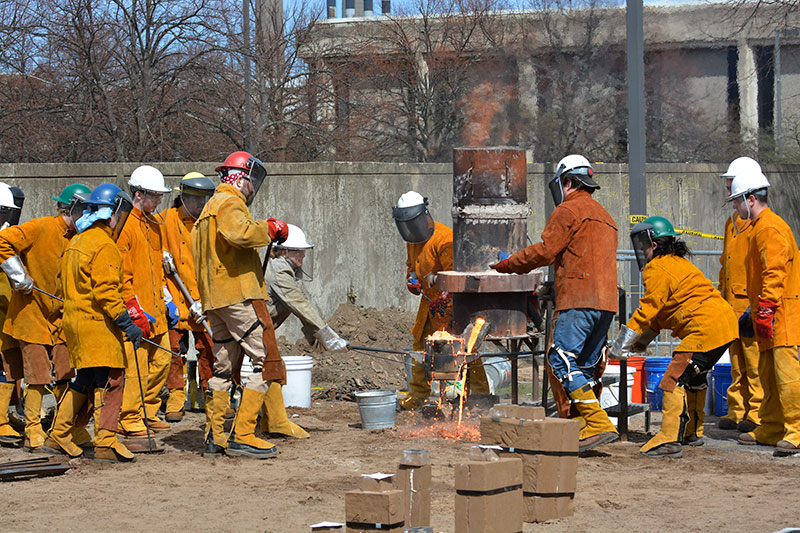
[608,356,646,403]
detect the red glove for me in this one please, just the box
[490,258,513,274]
[125,297,152,339]
[267,217,289,244]
[406,275,421,295]
[429,292,451,317]
[755,297,779,339]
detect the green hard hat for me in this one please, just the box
[52,183,91,205]
[632,215,680,239]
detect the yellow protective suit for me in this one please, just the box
[744,207,800,447]
[191,184,271,312]
[61,224,127,370]
[400,222,488,409]
[0,215,72,345]
[718,214,762,426]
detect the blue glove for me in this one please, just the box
[739,308,754,338]
[144,311,156,325]
[166,301,179,329]
[497,251,511,261]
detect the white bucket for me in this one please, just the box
[600,365,635,424]
[283,355,314,408]
[483,356,512,395]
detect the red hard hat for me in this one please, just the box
[215,151,253,173]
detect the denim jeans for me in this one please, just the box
[549,308,615,394]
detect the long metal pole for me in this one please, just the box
[626,0,646,314]
[776,30,782,156]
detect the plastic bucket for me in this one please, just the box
[600,365,635,424]
[644,357,672,411]
[283,356,314,408]
[483,356,512,395]
[354,390,397,430]
[713,363,732,417]
[608,357,646,403]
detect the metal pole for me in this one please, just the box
[776,30,782,156]
[626,0,646,314]
[243,0,253,152]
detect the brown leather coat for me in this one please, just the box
[507,190,617,312]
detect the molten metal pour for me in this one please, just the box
[406,318,491,419]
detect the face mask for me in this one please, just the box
[76,207,112,233]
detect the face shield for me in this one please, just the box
[285,248,314,281]
[180,190,212,219]
[9,187,24,226]
[392,202,435,243]
[0,206,19,230]
[244,156,267,206]
[68,194,89,230]
[110,192,134,242]
[630,223,655,271]
[548,174,564,206]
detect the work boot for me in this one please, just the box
[260,383,309,439]
[737,419,758,433]
[94,429,135,463]
[738,432,759,445]
[145,417,171,431]
[398,362,431,411]
[228,388,277,459]
[682,389,706,446]
[774,440,800,457]
[202,389,229,457]
[641,441,683,458]
[41,388,87,458]
[568,385,619,452]
[0,382,22,447]
[718,417,738,430]
[641,386,688,458]
[164,388,185,422]
[23,384,48,451]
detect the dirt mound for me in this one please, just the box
[277,303,415,392]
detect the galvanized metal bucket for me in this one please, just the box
[354,390,397,430]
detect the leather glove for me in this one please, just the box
[314,325,349,352]
[125,297,152,338]
[490,258,513,274]
[114,310,144,350]
[406,274,421,296]
[162,250,176,275]
[755,297,779,339]
[739,307,755,338]
[189,301,204,323]
[0,255,33,294]
[429,292,451,317]
[267,217,289,244]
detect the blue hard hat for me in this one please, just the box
[86,183,124,208]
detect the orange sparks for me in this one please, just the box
[427,329,461,341]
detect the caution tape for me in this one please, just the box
[629,215,722,240]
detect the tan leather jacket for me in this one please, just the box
[507,190,617,312]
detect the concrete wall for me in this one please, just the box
[1,161,798,341]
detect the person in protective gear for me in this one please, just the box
[0,183,93,451]
[43,183,138,462]
[53,183,92,232]
[262,223,347,438]
[728,169,800,456]
[717,158,763,433]
[116,165,175,438]
[160,172,216,423]
[611,216,737,457]
[393,191,489,411]
[192,151,288,459]
[491,155,619,452]
[0,183,24,447]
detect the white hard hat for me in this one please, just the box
[0,182,16,210]
[721,157,762,179]
[396,190,425,209]
[556,154,592,175]
[129,165,171,194]
[727,169,770,201]
[276,223,314,250]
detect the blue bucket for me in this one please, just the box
[713,363,732,417]
[644,357,672,411]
